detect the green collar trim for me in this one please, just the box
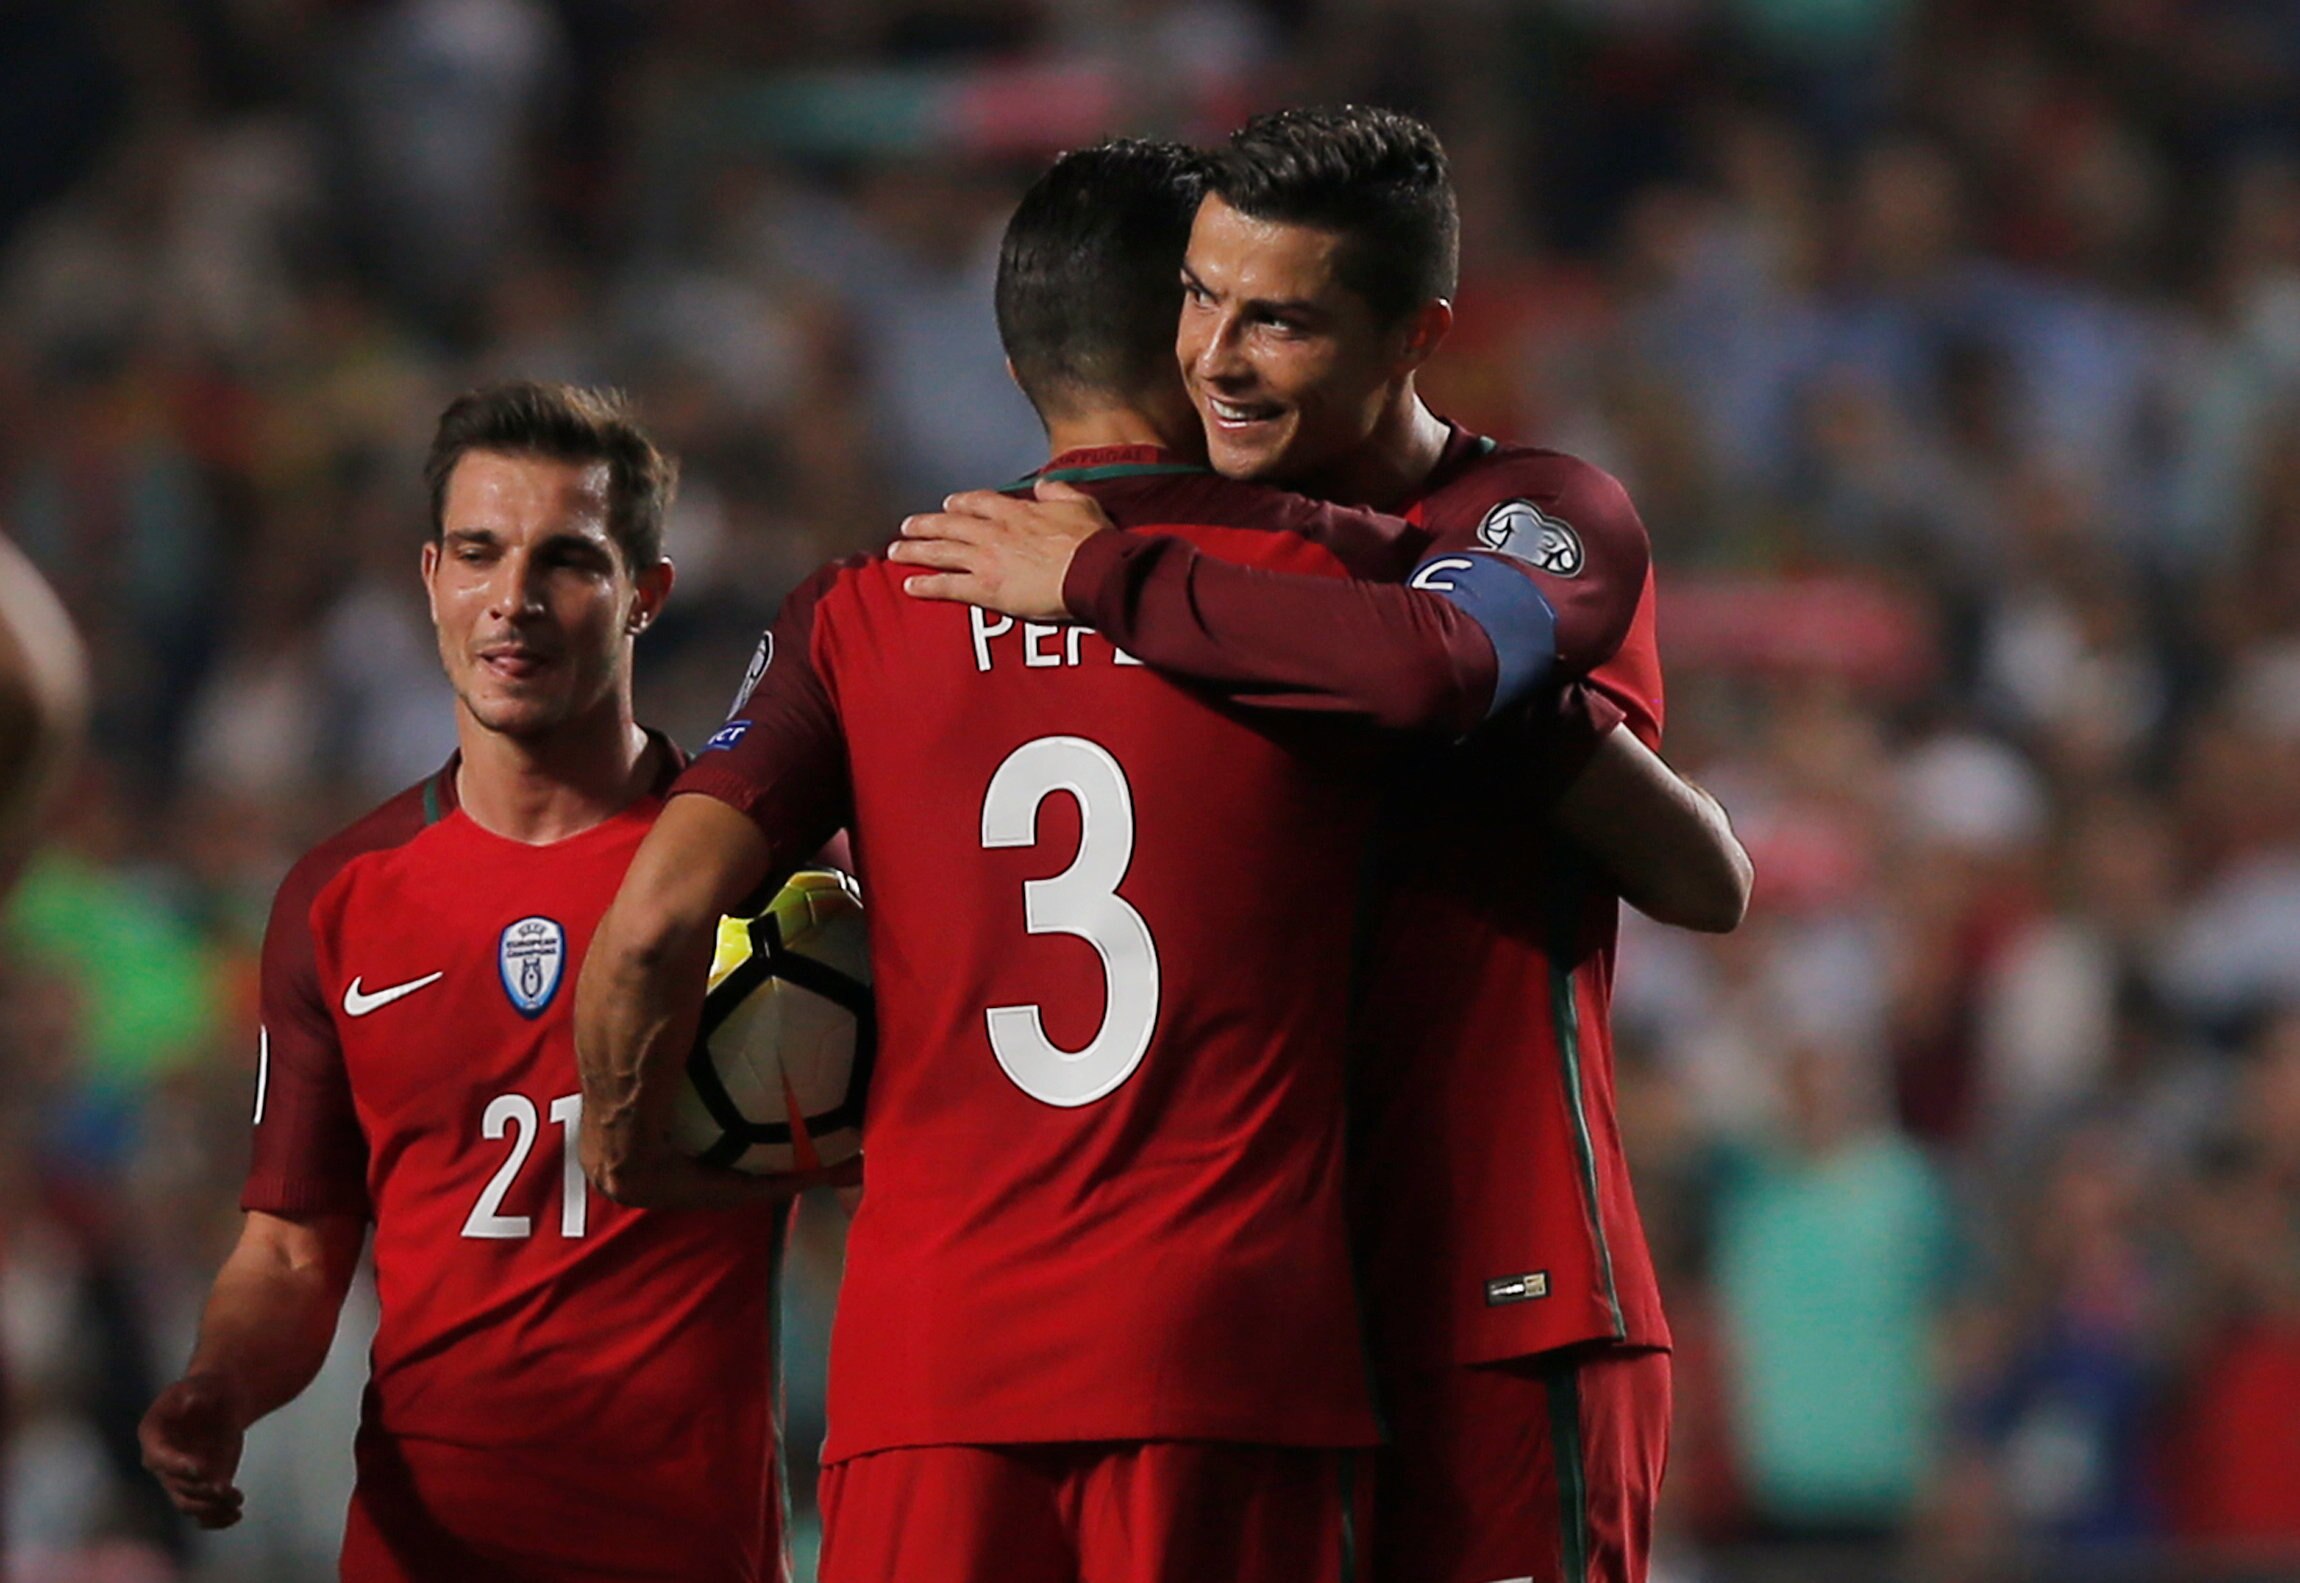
[1006,459,1210,491]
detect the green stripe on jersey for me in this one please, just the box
[421,771,445,826]
[1549,1364,1592,1583]
[1549,954,1626,1341]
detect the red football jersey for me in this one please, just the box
[244,747,786,1582]
[1358,426,1670,1367]
[1059,426,1671,1368]
[675,445,1417,1464]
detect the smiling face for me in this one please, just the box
[1177,194,1426,489]
[421,450,669,743]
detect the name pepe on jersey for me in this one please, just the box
[965,610,1147,673]
[702,610,1152,743]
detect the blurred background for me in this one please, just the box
[8,0,2300,1579]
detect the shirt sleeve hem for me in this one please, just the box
[669,761,771,825]
[1061,529,1137,624]
[241,1178,369,1219]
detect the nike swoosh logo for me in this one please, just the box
[343,971,445,1017]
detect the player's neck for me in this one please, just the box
[1306,387,1451,512]
[453,699,656,846]
[1042,407,1181,461]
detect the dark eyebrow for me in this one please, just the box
[1180,263,1326,321]
[1244,293,1327,322]
[543,535,619,567]
[442,526,615,562]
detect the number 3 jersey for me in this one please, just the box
[675,445,1443,1464]
[243,747,786,1582]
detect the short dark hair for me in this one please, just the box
[424,381,677,571]
[995,139,1205,419]
[1207,105,1459,327]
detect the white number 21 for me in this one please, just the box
[980,736,1161,1107]
[461,1092,587,1240]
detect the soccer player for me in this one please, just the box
[138,383,805,1582]
[576,140,1588,1583]
[896,108,1732,1583]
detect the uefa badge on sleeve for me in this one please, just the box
[499,916,567,1019]
[1476,499,1583,578]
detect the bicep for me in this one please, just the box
[225,1210,365,1301]
[1553,728,1681,836]
[627,793,781,934]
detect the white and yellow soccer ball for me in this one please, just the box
[672,869,872,1175]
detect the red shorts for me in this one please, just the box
[817,1441,1368,1583]
[1373,1346,1670,1583]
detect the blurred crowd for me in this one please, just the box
[8,1,2300,1580]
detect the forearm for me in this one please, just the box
[574,901,717,1202]
[1649,777,1752,931]
[1554,729,1752,933]
[574,911,815,1208]
[1063,532,1501,733]
[183,1219,360,1427]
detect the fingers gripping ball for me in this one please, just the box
[674,869,872,1175]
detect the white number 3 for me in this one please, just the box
[980,736,1161,1107]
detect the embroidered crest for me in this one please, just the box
[498,916,566,1019]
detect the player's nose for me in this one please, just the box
[486,547,551,621]
[1191,314,1253,390]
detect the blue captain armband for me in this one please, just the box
[1406,552,1558,720]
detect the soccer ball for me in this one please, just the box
[672,869,873,1175]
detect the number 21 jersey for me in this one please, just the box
[243,751,785,1581]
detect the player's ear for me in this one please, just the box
[418,540,441,621]
[1396,297,1453,373]
[628,557,674,635]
